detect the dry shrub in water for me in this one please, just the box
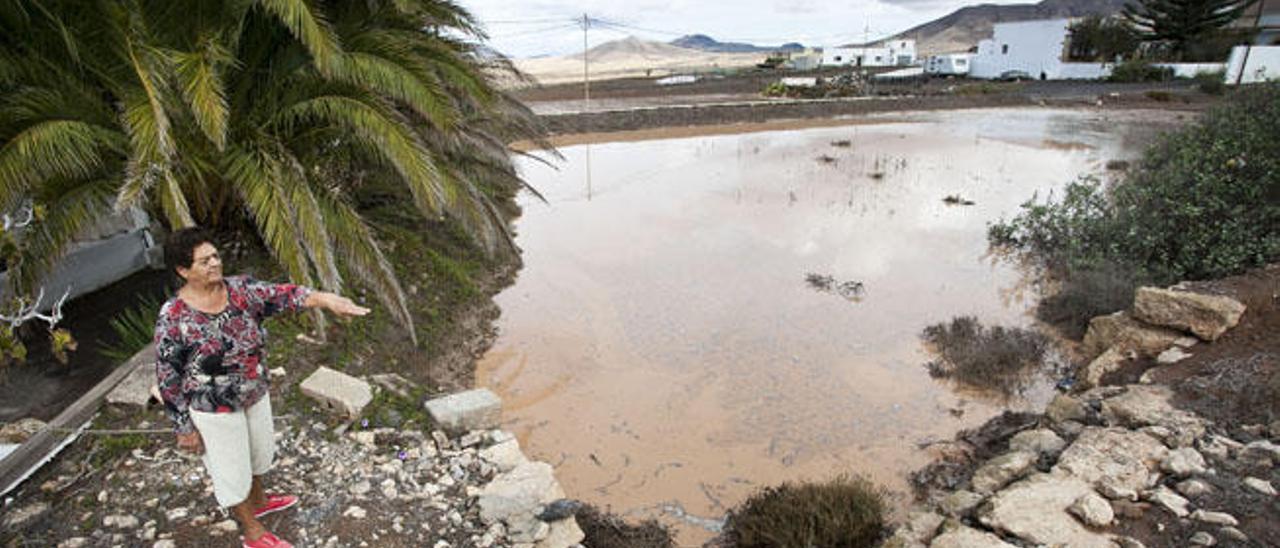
[922,316,1049,394]
[1036,263,1140,339]
[725,475,886,548]
[577,503,675,548]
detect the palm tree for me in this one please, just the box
[0,0,553,344]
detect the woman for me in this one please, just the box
[154,228,369,548]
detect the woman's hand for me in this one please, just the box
[322,293,370,318]
[176,431,204,455]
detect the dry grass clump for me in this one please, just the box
[576,503,676,548]
[724,475,887,548]
[922,316,1049,394]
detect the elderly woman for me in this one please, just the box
[154,228,368,548]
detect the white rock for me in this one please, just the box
[1082,311,1183,359]
[938,490,985,517]
[1190,510,1238,526]
[930,525,1019,548]
[480,439,529,473]
[1009,429,1067,456]
[165,507,189,521]
[1188,531,1216,546]
[212,519,239,534]
[153,541,177,548]
[1242,440,1280,463]
[1133,287,1245,341]
[537,517,586,548]
[344,506,368,519]
[350,431,376,448]
[1100,385,1207,447]
[300,366,373,419]
[1053,427,1167,494]
[479,462,565,525]
[350,480,372,496]
[425,389,503,434]
[1243,477,1276,496]
[1144,486,1190,517]
[104,514,140,529]
[1218,526,1248,543]
[1175,478,1212,497]
[106,360,158,406]
[1161,447,1207,477]
[1067,491,1114,527]
[56,539,89,548]
[971,451,1036,494]
[1046,394,1087,424]
[978,473,1117,547]
[1081,347,1129,388]
[1155,346,1191,364]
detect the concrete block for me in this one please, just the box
[425,389,502,434]
[299,366,372,419]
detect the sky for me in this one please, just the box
[461,0,1033,58]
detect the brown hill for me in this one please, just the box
[889,0,1133,55]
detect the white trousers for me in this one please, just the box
[189,394,275,507]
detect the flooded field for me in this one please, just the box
[476,108,1187,542]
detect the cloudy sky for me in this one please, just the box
[462,0,1029,57]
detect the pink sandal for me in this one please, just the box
[254,494,299,518]
[242,531,293,548]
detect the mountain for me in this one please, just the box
[670,34,805,53]
[886,0,1132,55]
[513,36,762,85]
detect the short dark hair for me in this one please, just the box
[164,227,213,275]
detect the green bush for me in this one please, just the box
[990,83,1280,299]
[922,316,1049,395]
[1194,70,1226,95]
[100,296,162,363]
[725,475,886,548]
[1108,59,1174,82]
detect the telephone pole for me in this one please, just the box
[581,14,591,109]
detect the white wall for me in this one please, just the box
[926,54,972,75]
[1225,45,1280,84]
[823,47,857,66]
[1057,63,1110,79]
[1154,63,1226,78]
[971,19,1072,79]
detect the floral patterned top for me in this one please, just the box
[154,275,312,434]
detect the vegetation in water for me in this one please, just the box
[922,316,1050,395]
[723,475,887,548]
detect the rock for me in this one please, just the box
[1111,500,1150,519]
[1047,394,1087,424]
[888,510,943,545]
[211,519,239,534]
[106,360,158,406]
[1218,526,1248,543]
[480,439,529,473]
[938,490,985,517]
[977,473,1117,547]
[300,366,374,419]
[1114,536,1147,548]
[0,418,47,443]
[1133,287,1246,341]
[1197,435,1241,461]
[103,514,140,529]
[1067,491,1114,527]
[1100,385,1207,447]
[1190,510,1238,526]
[1161,448,1207,477]
[479,461,565,525]
[425,389,502,434]
[930,525,1019,548]
[1081,347,1129,388]
[269,367,286,378]
[344,506,368,519]
[537,518,585,548]
[508,515,551,543]
[1009,428,1067,457]
[57,539,89,548]
[1242,477,1276,496]
[153,541,176,548]
[1188,531,1216,546]
[1096,479,1138,501]
[369,373,417,399]
[350,431,376,448]
[1053,427,1166,494]
[1144,486,1190,517]
[460,431,484,448]
[165,507,189,521]
[971,451,1036,494]
[349,480,372,496]
[1155,346,1191,364]
[1176,479,1212,498]
[1082,311,1183,359]
[1242,440,1280,463]
[2,501,49,528]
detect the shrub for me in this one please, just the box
[1144,90,1173,102]
[100,296,162,363]
[990,83,1280,301]
[577,504,676,548]
[1194,70,1226,95]
[725,475,887,548]
[922,317,1050,395]
[1035,263,1143,338]
[1108,59,1174,82]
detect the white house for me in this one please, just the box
[925,53,973,75]
[823,39,917,67]
[970,19,1115,80]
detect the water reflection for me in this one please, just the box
[482,108,1184,543]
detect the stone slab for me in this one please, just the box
[425,389,502,434]
[299,366,373,419]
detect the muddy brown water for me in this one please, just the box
[477,108,1187,543]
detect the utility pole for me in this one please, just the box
[582,13,591,109]
[1235,0,1266,85]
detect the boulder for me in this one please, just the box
[1008,428,1066,457]
[1160,448,1207,477]
[1053,427,1166,494]
[1132,287,1245,341]
[1144,486,1190,517]
[1099,385,1207,447]
[479,461,565,525]
[1081,347,1131,389]
[1242,477,1276,496]
[425,389,502,434]
[938,490,985,518]
[537,518,585,548]
[1068,491,1114,527]
[480,439,530,473]
[885,510,943,546]
[299,366,373,419]
[1176,478,1212,497]
[930,525,1018,548]
[971,451,1036,494]
[1082,311,1183,360]
[1046,394,1087,424]
[978,473,1118,547]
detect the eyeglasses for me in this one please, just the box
[194,252,221,268]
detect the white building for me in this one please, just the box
[970,19,1109,80]
[823,39,917,67]
[925,53,973,75]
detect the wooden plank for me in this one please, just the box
[0,344,155,496]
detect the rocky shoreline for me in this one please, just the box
[889,271,1280,548]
